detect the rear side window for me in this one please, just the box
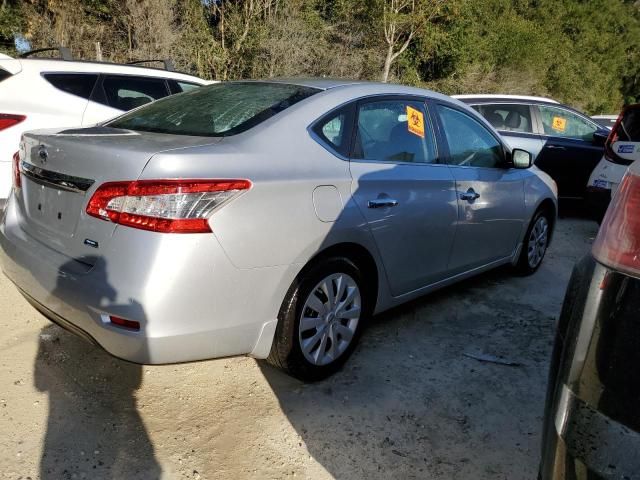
[168,80,201,94]
[43,73,98,100]
[102,76,169,111]
[311,105,354,157]
[109,82,320,137]
[538,105,597,141]
[0,68,11,83]
[473,103,533,133]
[437,105,504,168]
[352,99,437,164]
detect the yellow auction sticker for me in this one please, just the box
[552,116,567,132]
[406,106,425,138]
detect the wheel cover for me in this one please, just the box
[298,272,361,366]
[527,216,549,269]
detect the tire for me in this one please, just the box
[266,257,369,381]
[515,209,551,275]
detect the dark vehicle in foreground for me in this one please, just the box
[540,161,640,478]
[456,95,610,200]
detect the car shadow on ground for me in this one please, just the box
[35,257,160,480]
[259,264,559,479]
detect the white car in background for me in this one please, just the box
[0,47,210,205]
[591,114,618,130]
[587,104,640,220]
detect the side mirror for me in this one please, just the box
[593,130,608,146]
[512,148,533,169]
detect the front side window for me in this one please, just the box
[473,103,533,133]
[109,82,320,137]
[43,73,98,100]
[102,76,170,111]
[538,105,598,140]
[352,99,437,164]
[437,105,504,168]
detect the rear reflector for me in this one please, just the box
[592,170,640,277]
[109,316,140,331]
[0,114,26,131]
[86,179,251,233]
[12,151,20,189]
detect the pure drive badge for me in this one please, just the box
[84,238,99,248]
[618,144,635,154]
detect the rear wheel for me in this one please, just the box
[516,209,551,275]
[266,257,368,381]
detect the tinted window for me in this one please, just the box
[474,103,533,133]
[615,108,640,142]
[43,73,98,100]
[312,106,353,156]
[437,105,504,168]
[0,68,11,83]
[168,80,201,95]
[538,105,597,140]
[352,99,436,163]
[102,76,169,111]
[109,82,319,137]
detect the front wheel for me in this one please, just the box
[266,257,368,381]
[516,210,551,275]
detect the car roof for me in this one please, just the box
[5,56,209,84]
[453,94,560,104]
[244,78,461,103]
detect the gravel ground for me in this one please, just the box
[0,218,598,480]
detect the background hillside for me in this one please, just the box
[1,0,638,113]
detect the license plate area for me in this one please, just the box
[22,178,85,238]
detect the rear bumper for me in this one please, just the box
[0,198,294,364]
[542,385,640,479]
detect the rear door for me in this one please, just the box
[82,74,171,125]
[533,104,605,198]
[348,96,458,296]
[434,103,525,274]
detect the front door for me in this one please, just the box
[435,103,526,274]
[534,104,604,198]
[348,97,458,296]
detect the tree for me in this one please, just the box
[381,0,443,82]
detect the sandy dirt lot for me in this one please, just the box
[0,218,598,480]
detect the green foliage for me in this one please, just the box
[0,0,638,112]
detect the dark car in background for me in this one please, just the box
[540,161,640,479]
[455,95,610,201]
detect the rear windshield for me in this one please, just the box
[108,82,320,137]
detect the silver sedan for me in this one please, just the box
[0,80,557,380]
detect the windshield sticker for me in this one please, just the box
[618,144,635,154]
[406,106,425,138]
[552,116,567,132]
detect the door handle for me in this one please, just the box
[546,145,566,150]
[459,188,480,202]
[367,198,399,209]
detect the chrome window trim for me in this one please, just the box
[20,161,95,194]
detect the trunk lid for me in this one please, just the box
[16,126,221,263]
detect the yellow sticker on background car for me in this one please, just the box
[552,116,567,132]
[406,106,425,138]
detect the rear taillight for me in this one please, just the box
[12,151,20,189]
[592,171,640,277]
[0,114,26,131]
[86,179,251,233]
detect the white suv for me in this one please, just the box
[0,47,210,203]
[586,104,640,220]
